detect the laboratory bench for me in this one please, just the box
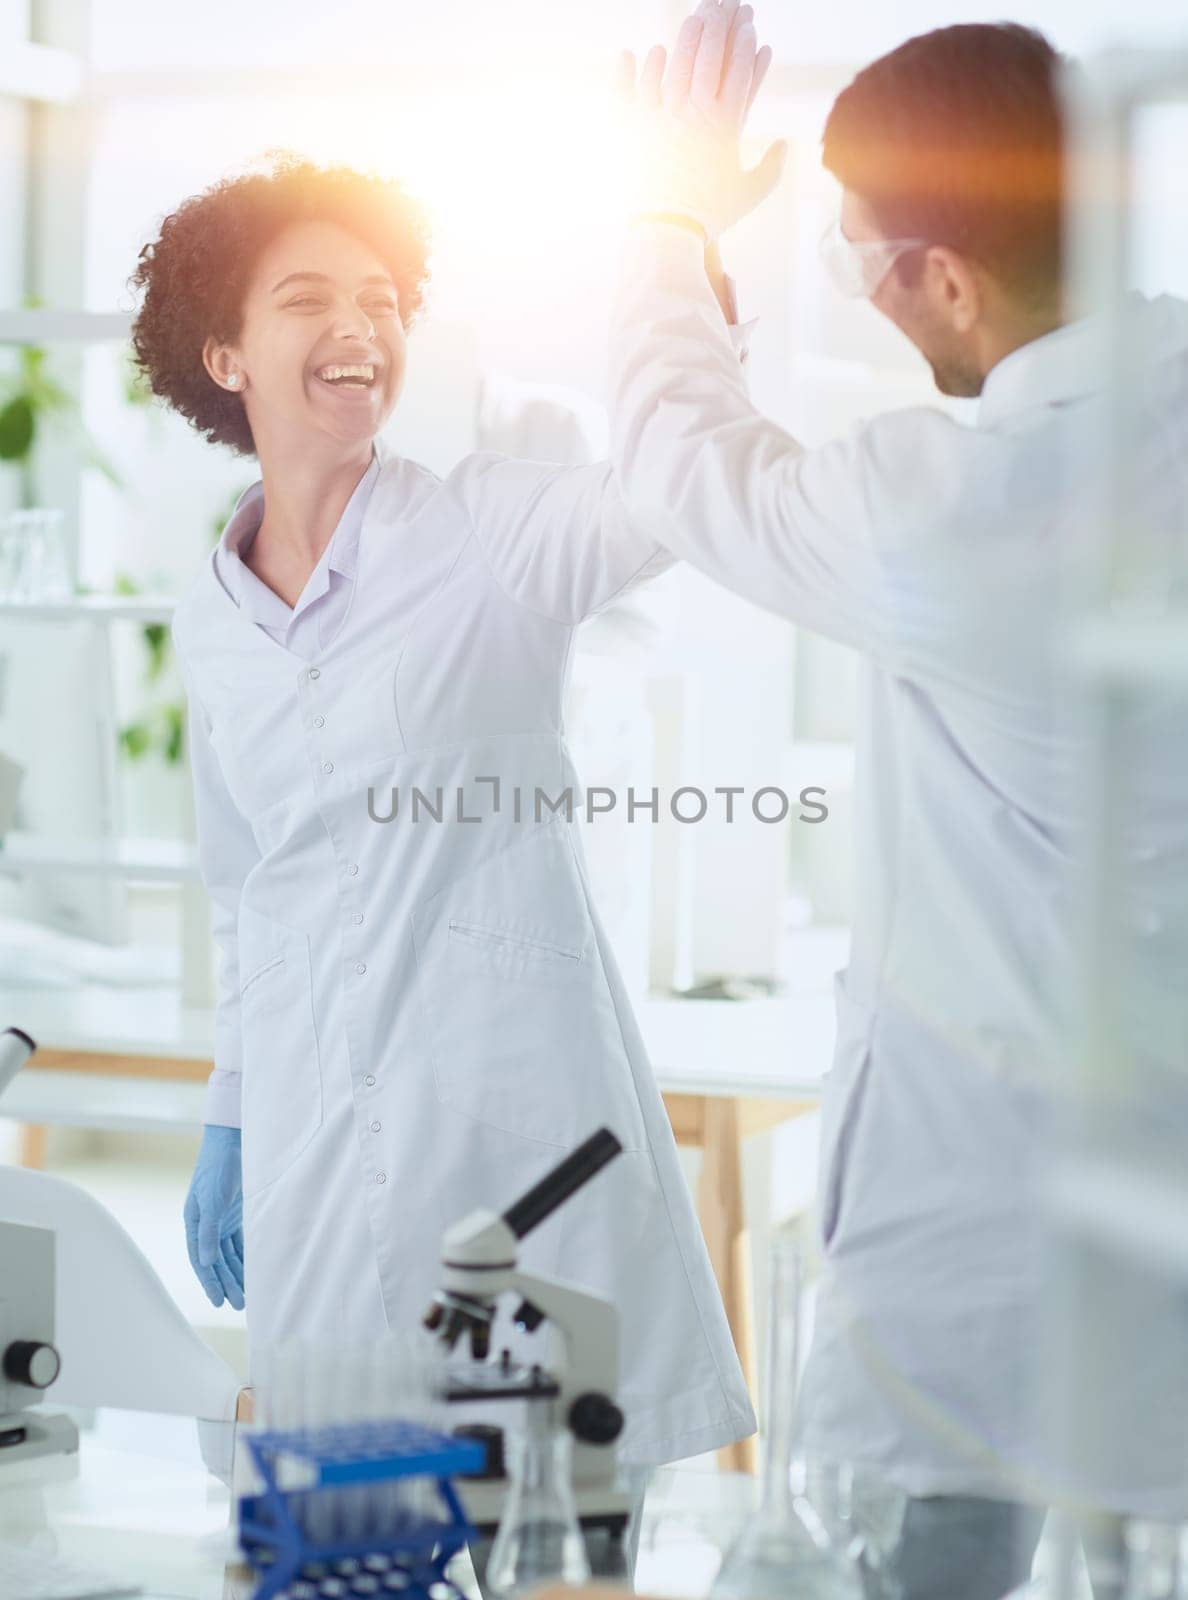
[0,1404,759,1600]
[0,936,843,1474]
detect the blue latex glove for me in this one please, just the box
[184,1124,245,1310]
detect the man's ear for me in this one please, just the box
[923,246,982,334]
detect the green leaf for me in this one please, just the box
[161,702,185,765]
[143,622,169,680]
[123,350,154,408]
[31,377,73,414]
[19,345,46,384]
[113,572,141,595]
[119,720,152,761]
[0,395,35,461]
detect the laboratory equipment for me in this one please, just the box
[238,1415,484,1600]
[711,1230,864,1599]
[0,616,127,944]
[482,1403,591,1597]
[803,1459,907,1598]
[1122,1520,1184,1600]
[422,1126,634,1559]
[0,1024,35,1092]
[0,1027,79,1466]
[0,510,71,604]
[0,1539,140,1600]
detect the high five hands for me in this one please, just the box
[621,0,786,243]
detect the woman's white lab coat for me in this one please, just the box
[172,441,756,1467]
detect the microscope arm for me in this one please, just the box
[509,1269,620,1409]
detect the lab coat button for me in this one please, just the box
[308,667,321,680]
[313,715,325,728]
[353,913,364,925]
[355,962,367,974]
[347,863,359,876]
[376,1172,387,1185]
[364,1074,376,1087]
[323,761,334,774]
[370,1120,381,1133]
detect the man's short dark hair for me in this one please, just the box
[822,23,1065,307]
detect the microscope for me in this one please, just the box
[0,1027,78,1464]
[423,1127,635,1562]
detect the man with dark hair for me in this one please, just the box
[612,4,1188,1595]
[821,22,1066,394]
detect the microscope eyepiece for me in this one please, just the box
[502,1128,622,1241]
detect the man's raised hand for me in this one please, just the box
[622,0,784,242]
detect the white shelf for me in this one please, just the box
[0,309,132,343]
[0,1068,205,1136]
[0,593,175,623]
[1065,614,1188,688]
[0,983,216,1063]
[0,980,836,1095]
[0,833,199,883]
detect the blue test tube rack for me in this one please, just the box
[238,1419,486,1600]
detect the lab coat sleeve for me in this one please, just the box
[450,452,678,627]
[449,267,751,626]
[609,221,894,658]
[179,666,260,1129]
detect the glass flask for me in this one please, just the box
[805,1458,907,1598]
[484,1401,591,1598]
[1123,1520,1184,1600]
[711,1229,865,1600]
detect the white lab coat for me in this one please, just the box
[172,441,756,1467]
[610,222,1188,1504]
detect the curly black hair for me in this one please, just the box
[129,151,431,457]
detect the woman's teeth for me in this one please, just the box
[316,363,376,388]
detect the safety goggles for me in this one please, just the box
[818,218,928,299]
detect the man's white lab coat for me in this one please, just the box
[610,221,1188,1502]
[172,443,756,1466]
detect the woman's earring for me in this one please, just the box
[226,373,240,389]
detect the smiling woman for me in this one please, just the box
[128,153,430,456]
[137,135,758,1496]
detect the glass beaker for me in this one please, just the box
[485,1401,591,1598]
[711,1229,864,1599]
[0,511,29,600]
[0,508,71,602]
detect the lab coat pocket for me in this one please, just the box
[816,969,874,1253]
[411,824,646,1150]
[237,904,324,1199]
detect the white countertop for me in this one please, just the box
[0,984,835,1094]
[0,1407,755,1600]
